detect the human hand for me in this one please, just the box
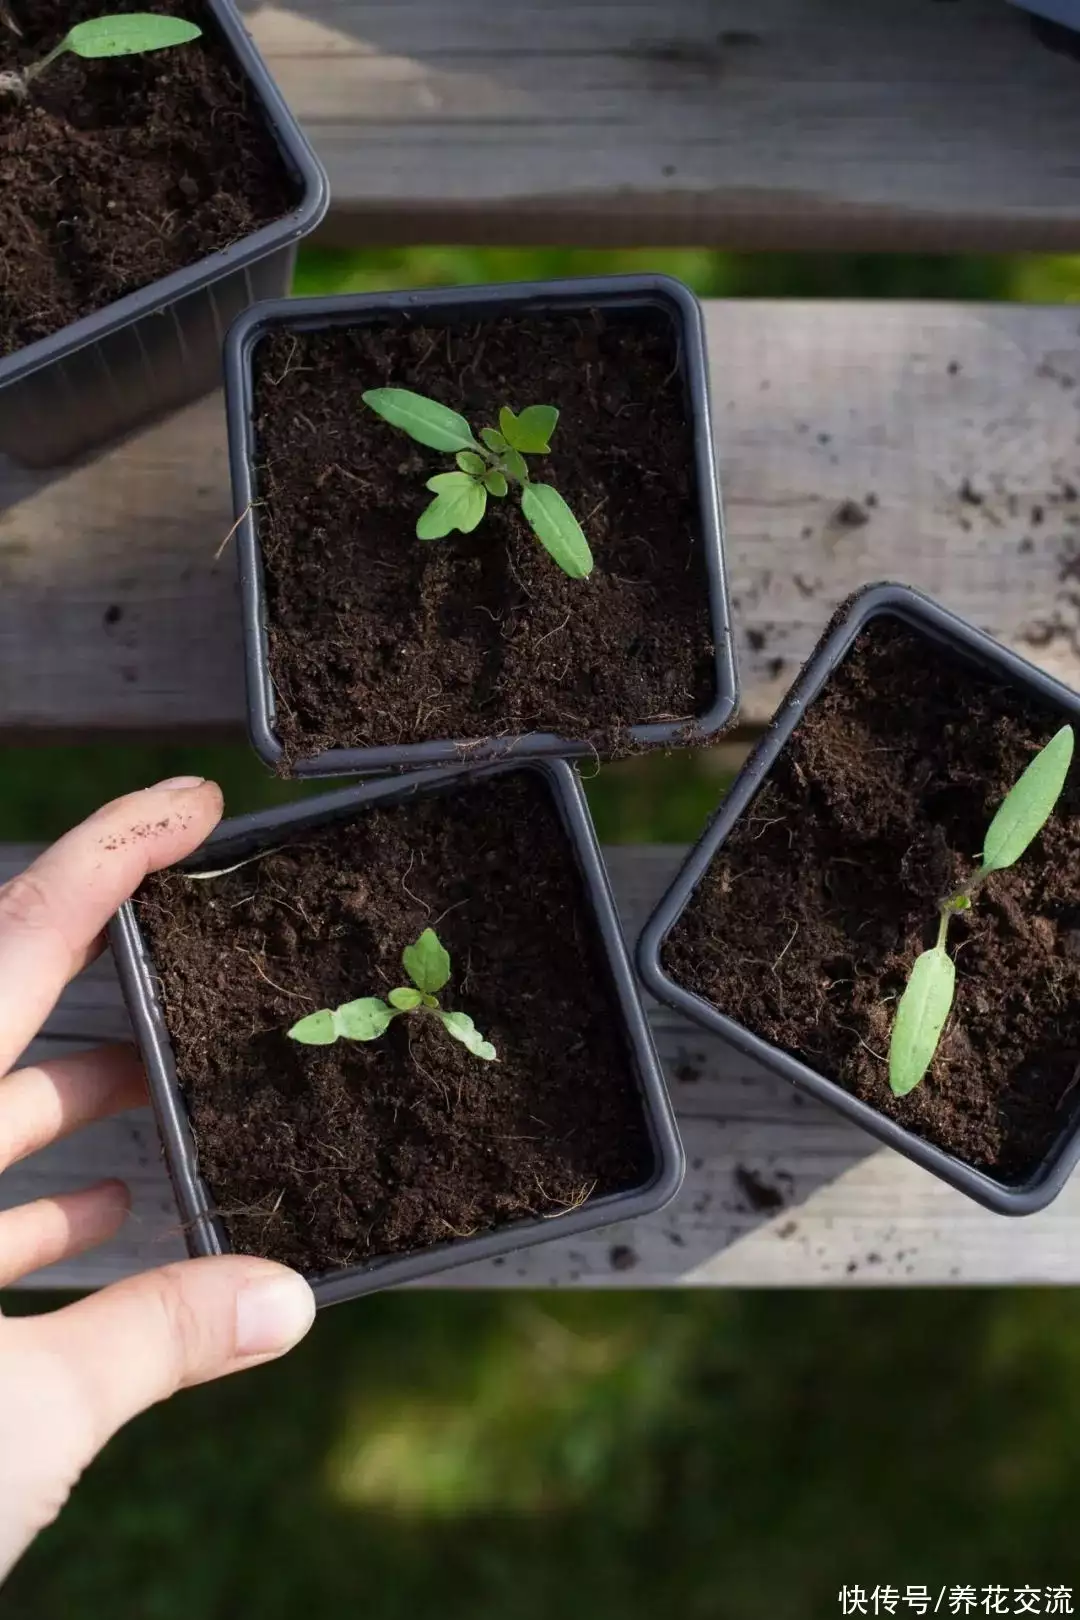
[0,779,315,1582]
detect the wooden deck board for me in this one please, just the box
[4,845,1080,1292]
[2,300,1078,738]
[238,0,1080,251]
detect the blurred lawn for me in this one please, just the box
[4,248,1080,1612]
[5,1289,1080,1619]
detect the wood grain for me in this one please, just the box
[4,844,1079,1291]
[2,301,1078,737]
[231,0,1080,250]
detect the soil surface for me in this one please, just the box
[0,0,296,355]
[251,306,716,763]
[664,615,1080,1183]
[138,771,654,1275]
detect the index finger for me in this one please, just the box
[0,777,222,1077]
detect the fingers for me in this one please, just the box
[31,1256,316,1450]
[0,778,222,1076]
[0,1045,146,1175]
[0,1180,130,1287]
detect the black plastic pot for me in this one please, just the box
[110,758,684,1303]
[638,582,1080,1216]
[223,273,737,777]
[0,1,328,469]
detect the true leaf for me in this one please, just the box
[499,404,559,454]
[483,469,508,497]
[403,928,451,994]
[980,724,1074,875]
[456,451,486,475]
[64,14,202,57]
[335,997,396,1041]
[439,1010,497,1062]
[362,388,478,453]
[520,483,594,579]
[502,448,529,484]
[287,1008,338,1046]
[416,475,487,539]
[481,427,507,453]
[388,986,423,1011]
[888,947,956,1097]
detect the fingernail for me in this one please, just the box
[236,1273,316,1357]
[150,775,206,792]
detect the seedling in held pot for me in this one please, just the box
[888,724,1074,1097]
[0,13,201,100]
[361,387,593,580]
[287,926,497,1061]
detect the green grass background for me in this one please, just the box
[4,247,1080,1616]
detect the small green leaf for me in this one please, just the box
[481,427,507,453]
[64,14,202,58]
[456,450,486,475]
[888,947,956,1097]
[502,448,529,484]
[520,483,594,579]
[439,1010,497,1062]
[403,928,451,994]
[499,404,559,454]
[483,469,508,497]
[422,994,439,1009]
[287,1008,338,1046]
[980,724,1074,875]
[362,388,478,453]
[416,474,487,539]
[335,997,396,1041]
[388,986,423,1011]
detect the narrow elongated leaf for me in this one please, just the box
[888,947,956,1097]
[362,388,477,453]
[484,469,508,497]
[980,724,1074,874]
[403,928,451,993]
[65,14,202,57]
[416,475,487,539]
[481,427,507,453]
[440,1010,497,1062]
[335,997,396,1041]
[456,450,486,475]
[499,404,559,454]
[520,483,593,579]
[388,986,423,1011]
[287,1008,338,1046]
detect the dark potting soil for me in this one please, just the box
[0,1,296,355]
[251,307,716,762]
[137,772,654,1274]
[664,616,1080,1182]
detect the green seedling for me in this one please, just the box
[888,724,1074,1097]
[361,388,593,580]
[0,13,201,99]
[287,926,497,1062]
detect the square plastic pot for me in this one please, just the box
[0,0,329,469]
[638,582,1080,1216]
[223,273,737,777]
[110,758,685,1303]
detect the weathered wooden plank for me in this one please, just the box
[2,301,1078,737]
[237,0,1080,250]
[4,844,1080,1291]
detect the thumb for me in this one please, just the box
[30,1255,315,1449]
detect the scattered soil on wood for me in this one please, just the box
[664,615,1080,1183]
[0,0,296,355]
[138,771,654,1276]
[250,305,716,763]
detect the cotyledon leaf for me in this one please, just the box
[888,946,956,1097]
